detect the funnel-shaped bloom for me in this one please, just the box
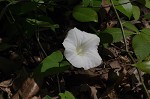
[63,27,102,70]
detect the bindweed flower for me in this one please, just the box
[63,27,102,70]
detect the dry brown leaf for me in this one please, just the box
[0,79,13,88]
[90,86,98,99]
[109,60,121,71]
[12,78,40,99]
[0,79,13,98]
[107,21,117,28]
[42,96,59,99]
[107,90,118,99]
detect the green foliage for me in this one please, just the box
[123,21,139,33]
[123,22,150,61]
[31,0,44,3]
[134,61,150,73]
[144,13,150,19]
[34,51,70,77]
[132,5,140,20]
[132,29,150,61]
[99,28,133,43]
[40,51,63,72]
[45,95,52,99]
[82,0,91,7]
[0,0,149,97]
[145,0,150,9]
[107,0,141,19]
[59,91,75,99]
[26,18,59,31]
[119,0,132,18]
[72,7,98,22]
[82,0,102,11]
[109,0,132,18]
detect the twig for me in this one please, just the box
[35,31,47,57]
[110,0,150,98]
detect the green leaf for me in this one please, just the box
[26,18,52,27]
[31,0,44,3]
[72,7,98,22]
[26,18,59,31]
[60,61,70,67]
[114,0,132,18]
[132,33,150,61]
[45,95,52,99]
[119,0,132,18]
[93,0,102,6]
[40,51,63,72]
[92,0,102,11]
[98,32,113,44]
[123,21,139,33]
[145,55,150,61]
[34,51,70,77]
[141,28,150,36]
[82,0,90,7]
[134,61,150,73]
[100,28,133,43]
[59,91,75,99]
[132,5,140,20]
[145,0,150,9]
[144,13,150,20]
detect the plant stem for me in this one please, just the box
[110,0,150,98]
[110,0,128,52]
[36,29,47,57]
[57,73,61,93]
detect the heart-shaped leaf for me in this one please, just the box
[40,51,63,72]
[34,51,70,78]
[72,7,98,22]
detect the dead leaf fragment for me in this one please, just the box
[12,78,39,99]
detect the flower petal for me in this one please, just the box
[82,31,100,50]
[83,49,102,70]
[63,27,102,70]
[64,49,102,70]
[63,27,83,48]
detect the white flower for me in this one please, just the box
[63,27,102,70]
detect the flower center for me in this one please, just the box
[76,46,84,55]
